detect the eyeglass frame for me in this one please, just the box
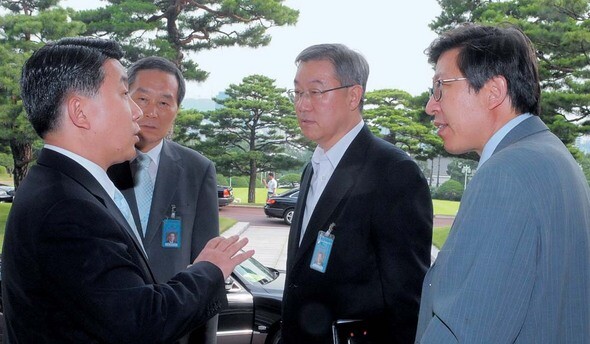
[428,77,468,102]
[287,84,355,103]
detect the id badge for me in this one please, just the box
[162,218,181,248]
[310,223,335,273]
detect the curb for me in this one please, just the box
[222,221,250,237]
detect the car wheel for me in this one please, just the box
[266,328,281,344]
[283,209,294,225]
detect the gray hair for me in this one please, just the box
[295,43,369,111]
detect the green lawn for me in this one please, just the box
[231,187,460,216]
[433,226,451,249]
[219,216,237,234]
[0,203,10,250]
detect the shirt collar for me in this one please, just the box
[312,120,364,169]
[479,113,533,167]
[134,139,163,167]
[44,144,119,199]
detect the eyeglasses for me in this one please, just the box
[287,85,355,103]
[428,77,468,102]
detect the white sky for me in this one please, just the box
[63,0,442,99]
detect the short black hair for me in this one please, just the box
[426,23,540,116]
[127,56,186,106]
[20,37,124,138]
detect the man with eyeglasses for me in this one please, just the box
[281,43,433,343]
[415,24,590,343]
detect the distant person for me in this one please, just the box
[415,23,590,343]
[108,56,220,343]
[263,172,277,200]
[2,37,253,343]
[281,43,433,343]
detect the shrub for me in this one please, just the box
[278,173,301,188]
[216,174,228,186]
[433,179,464,201]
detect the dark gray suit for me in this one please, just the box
[416,116,590,343]
[282,125,433,343]
[109,140,220,343]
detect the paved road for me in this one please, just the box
[220,205,450,269]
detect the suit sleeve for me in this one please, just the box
[191,160,220,259]
[38,198,227,344]
[418,164,538,343]
[377,158,433,341]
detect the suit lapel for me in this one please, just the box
[287,162,313,272]
[291,126,372,269]
[41,149,153,277]
[145,141,181,245]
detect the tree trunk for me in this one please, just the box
[248,159,257,203]
[10,140,33,189]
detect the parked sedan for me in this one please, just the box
[218,185,235,207]
[218,255,284,344]
[264,188,298,225]
[0,184,14,203]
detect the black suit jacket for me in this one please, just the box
[2,149,226,343]
[108,140,220,343]
[282,126,433,343]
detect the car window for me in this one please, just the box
[235,257,276,285]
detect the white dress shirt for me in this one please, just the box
[299,120,364,244]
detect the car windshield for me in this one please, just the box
[235,257,277,285]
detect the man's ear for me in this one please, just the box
[66,95,91,130]
[487,76,508,110]
[349,85,363,111]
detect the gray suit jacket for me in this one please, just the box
[416,116,590,343]
[109,140,220,343]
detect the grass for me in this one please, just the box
[219,216,237,234]
[0,203,9,250]
[231,187,290,206]
[432,226,451,249]
[432,199,460,216]
[231,187,460,216]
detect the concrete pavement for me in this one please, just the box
[222,222,440,270]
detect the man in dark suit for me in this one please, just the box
[2,37,253,343]
[281,43,433,343]
[108,57,220,343]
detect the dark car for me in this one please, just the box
[218,185,235,207]
[218,255,283,344]
[0,254,283,344]
[264,188,298,225]
[0,184,14,203]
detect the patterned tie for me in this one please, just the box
[134,153,154,236]
[114,189,147,256]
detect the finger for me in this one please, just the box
[204,236,225,249]
[224,237,250,257]
[231,249,255,264]
[216,235,239,251]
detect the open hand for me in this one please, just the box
[193,235,255,279]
